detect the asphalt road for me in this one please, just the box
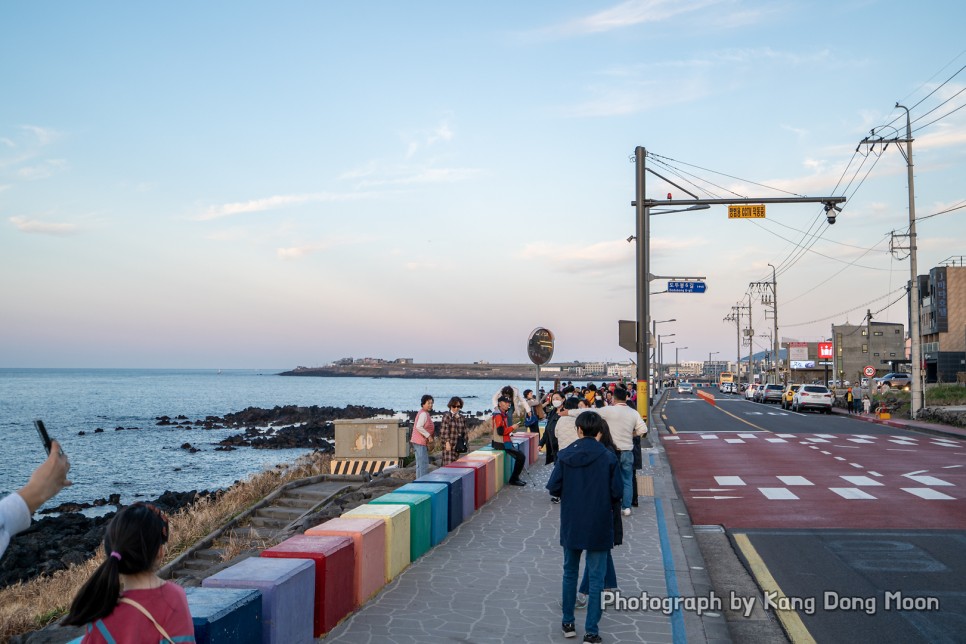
[660,388,966,644]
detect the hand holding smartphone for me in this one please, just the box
[34,419,53,455]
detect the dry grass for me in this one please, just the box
[0,451,331,642]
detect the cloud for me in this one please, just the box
[276,235,374,260]
[562,78,712,117]
[16,158,67,180]
[198,192,373,220]
[536,0,723,37]
[402,118,456,159]
[9,216,78,235]
[20,125,60,146]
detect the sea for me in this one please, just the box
[0,369,539,513]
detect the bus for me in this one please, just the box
[718,372,735,392]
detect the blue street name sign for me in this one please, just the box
[667,281,707,293]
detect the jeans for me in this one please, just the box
[413,443,429,479]
[562,548,608,636]
[619,450,635,510]
[491,441,526,482]
[578,551,617,594]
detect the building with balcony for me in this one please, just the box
[832,321,905,385]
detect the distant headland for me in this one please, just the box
[279,358,629,381]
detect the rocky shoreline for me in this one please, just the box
[2,403,482,591]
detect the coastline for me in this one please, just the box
[278,362,612,381]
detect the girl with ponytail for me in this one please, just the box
[63,502,194,643]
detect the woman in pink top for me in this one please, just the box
[63,502,194,643]
[411,394,435,478]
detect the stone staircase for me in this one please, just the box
[165,478,362,586]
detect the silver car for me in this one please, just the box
[875,373,911,391]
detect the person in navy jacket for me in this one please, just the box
[546,412,623,642]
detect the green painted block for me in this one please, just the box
[370,492,432,561]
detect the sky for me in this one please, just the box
[2,1,965,369]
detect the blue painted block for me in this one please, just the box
[442,466,475,522]
[185,587,262,644]
[203,556,315,644]
[416,470,464,530]
[397,482,448,546]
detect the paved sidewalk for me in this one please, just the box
[324,433,728,643]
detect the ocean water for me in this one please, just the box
[0,369,539,509]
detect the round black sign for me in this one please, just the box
[527,328,555,366]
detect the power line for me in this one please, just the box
[781,234,893,306]
[909,85,966,127]
[749,220,891,270]
[648,153,804,197]
[782,287,906,327]
[917,200,966,222]
[912,99,966,133]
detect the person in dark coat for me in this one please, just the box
[541,392,563,466]
[546,411,623,642]
[577,419,622,602]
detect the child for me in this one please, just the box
[63,502,194,643]
[862,395,872,415]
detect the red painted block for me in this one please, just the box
[261,534,354,637]
[458,454,496,501]
[444,460,486,509]
[306,517,387,607]
[512,431,539,464]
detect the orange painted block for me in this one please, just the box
[306,517,386,606]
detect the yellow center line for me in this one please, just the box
[734,533,816,644]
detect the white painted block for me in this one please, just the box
[904,475,953,486]
[700,434,720,440]
[847,439,874,444]
[839,476,883,486]
[724,439,745,444]
[766,438,788,443]
[715,476,746,486]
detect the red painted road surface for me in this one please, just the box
[664,432,966,529]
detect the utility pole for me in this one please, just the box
[709,351,720,385]
[725,303,750,386]
[675,346,688,383]
[858,105,922,418]
[751,268,779,384]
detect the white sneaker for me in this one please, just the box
[622,508,631,517]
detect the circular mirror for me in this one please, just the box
[527,327,555,366]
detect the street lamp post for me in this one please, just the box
[652,319,675,399]
[675,346,688,382]
[709,351,720,386]
[660,339,675,388]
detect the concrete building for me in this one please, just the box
[832,321,905,385]
[916,262,966,383]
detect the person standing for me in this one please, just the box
[862,394,872,415]
[439,396,466,466]
[491,396,527,486]
[554,397,582,453]
[547,411,622,643]
[411,395,435,479]
[846,387,855,414]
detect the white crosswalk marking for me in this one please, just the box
[776,433,795,438]
[724,439,745,444]
[830,488,877,500]
[839,476,883,486]
[902,488,956,500]
[759,488,799,500]
[737,433,759,438]
[766,438,788,443]
[847,439,874,444]
[903,475,953,486]
[700,434,719,440]
[815,434,836,438]
[777,476,813,486]
[849,463,864,469]
[715,476,746,486]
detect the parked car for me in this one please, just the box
[677,382,694,394]
[875,373,911,391]
[793,385,833,413]
[781,384,802,410]
[719,382,736,394]
[759,383,784,404]
[745,383,760,400]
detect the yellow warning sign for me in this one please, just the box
[728,204,766,219]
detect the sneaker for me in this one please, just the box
[575,593,588,609]
[562,622,576,638]
[583,634,603,643]
[509,479,526,486]
[551,496,560,504]
[622,508,631,517]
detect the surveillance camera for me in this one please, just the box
[824,202,840,225]
[827,213,837,225]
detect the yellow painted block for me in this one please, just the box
[342,503,411,581]
[468,450,503,492]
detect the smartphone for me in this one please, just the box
[34,419,53,455]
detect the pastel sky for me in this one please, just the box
[2,1,964,369]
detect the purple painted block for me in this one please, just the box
[416,470,464,530]
[442,466,474,521]
[203,556,315,644]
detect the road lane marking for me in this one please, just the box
[724,438,746,443]
[902,488,956,500]
[715,476,746,486]
[847,438,874,443]
[820,450,831,454]
[759,488,799,500]
[943,465,963,469]
[834,457,846,461]
[868,471,883,477]
[664,434,679,440]
[815,434,836,438]
[733,534,816,644]
[887,448,917,452]
[903,469,929,476]
[692,495,743,500]
[903,475,953,486]
[700,434,720,439]
[776,433,795,438]
[777,476,813,486]
[830,488,877,500]
[839,476,883,486]
[765,438,788,443]
[737,433,759,438]
[690,488,735,492]
[849,463,864,469]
